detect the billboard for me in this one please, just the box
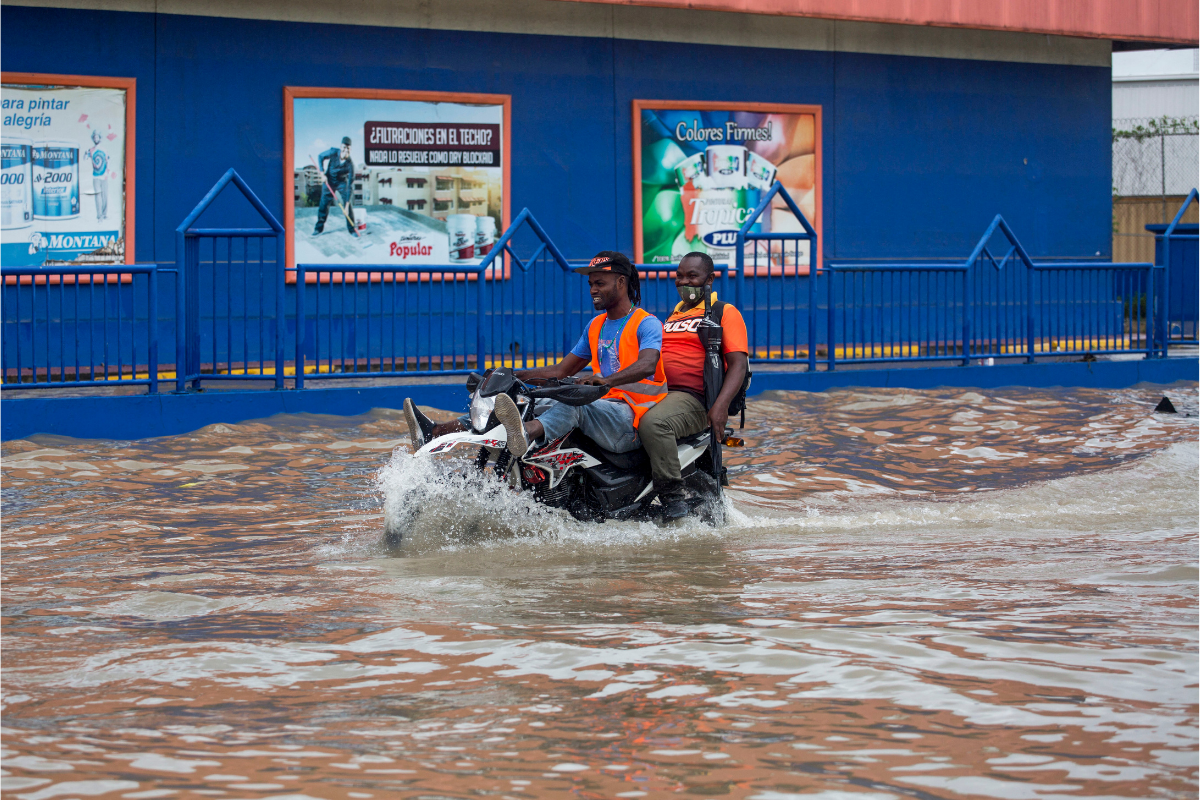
[1,75,134,265]
[284,88,510,273]
[633,101,821,271]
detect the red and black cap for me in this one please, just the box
[573,251,635,276]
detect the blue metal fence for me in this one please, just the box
[725,187,1159,370]
[1,265,159,391]
[818,215,1156,369]
[1,173,1187,398]
[1148,188,1198,349]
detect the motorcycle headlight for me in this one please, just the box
[470,392,496,432]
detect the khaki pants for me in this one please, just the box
[639,391,709,499]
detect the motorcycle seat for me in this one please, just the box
[679,430,710,448]
[574,432,647,472]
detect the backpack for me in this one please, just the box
[700,300,753,429]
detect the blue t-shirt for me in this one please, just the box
[90,148,108,177]
[570,313,663,377]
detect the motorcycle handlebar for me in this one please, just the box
[527,383,608,407]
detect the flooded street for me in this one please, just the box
[2,386,1197,800]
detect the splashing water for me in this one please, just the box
[374,444,730,555]
[2,386,1196,799]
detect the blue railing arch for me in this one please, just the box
[735,181,820,368]
[176,168,286,391]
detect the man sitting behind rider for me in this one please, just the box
[639,251,749,520]
[403,251,666,458]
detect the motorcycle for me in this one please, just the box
[386,368,724,544]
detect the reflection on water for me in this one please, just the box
[2,386,1196,799]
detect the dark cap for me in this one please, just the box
[573,251,635,276]
[341,136,352,146]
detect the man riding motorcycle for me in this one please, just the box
[403,251,666,461]
[639,251,749,520]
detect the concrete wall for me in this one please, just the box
[2,1,1114,264]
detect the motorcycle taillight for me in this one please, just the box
[521,465,547,485]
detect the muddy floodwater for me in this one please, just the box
[2,386,1197,800]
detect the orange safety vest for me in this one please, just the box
[586,307,667,428]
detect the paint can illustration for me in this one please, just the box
[447,214,477,262]
[746,151,777,189]
[704,144,746,189]
[672,152,706,188]
[32,141,80,220]
[475,215,497,257]
[1,137,34,230]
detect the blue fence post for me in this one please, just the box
[962,261,973,366]
[148,266,159,394]
[1025,263,1035,363]
[735,251,746,326]
[562,255,571,357]
[174,230,187,392]
[1160,234,1170,358]
[476,263,486,373]
[275,230,286,389]
[1147,264,1159,359]
[826,268,836,371]
[295,265,306,389]
[807,263,816,371]
[187,233,201,388]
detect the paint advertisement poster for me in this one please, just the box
[634,102,820,270]
[1,82,128,265]
[287,91,508,269]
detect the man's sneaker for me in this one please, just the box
[403,398,435,450]
[311,227,323,236]
[494,393,529,458]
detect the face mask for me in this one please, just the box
[677,284,706,305]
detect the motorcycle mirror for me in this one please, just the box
[465,372,483,393]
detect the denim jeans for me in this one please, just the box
[537,398,639,453]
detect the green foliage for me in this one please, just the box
[1113,116,1200,143]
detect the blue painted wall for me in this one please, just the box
[2,6,1113,265]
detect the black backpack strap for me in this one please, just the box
[710,300,726,324]
[710,299,752,429]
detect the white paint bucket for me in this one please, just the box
[448,214,476,262]
[1,137,34,230]
[747,151,777,189]
[32,140,80,220]
[673,152,705,188]
[475,215,497,256]
[704,144,746,189]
